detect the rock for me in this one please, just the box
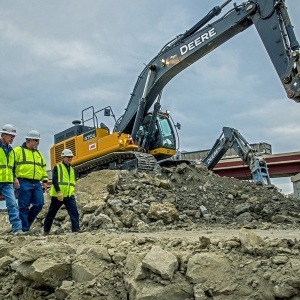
[147,202,179,224]
[125,252,146,271]
[76,245,111,262]
[186,252,231,285]
[236,212,253,224]
[0,164,299,299]
[55,280,75,300]
[272,255,289,265]
[142,246,178,280]
[27,258,71,288]
[72,260,99,283]
[274,285,298,298]
[0,256,13,270]
[199,236,211,248]
[88,213,113,229]
[234,203,250,216]
[0,240,13,258]
[239,228,266,254]
[134,262,150,280]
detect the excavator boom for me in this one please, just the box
[114,0,299,140]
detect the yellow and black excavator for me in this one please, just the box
[50,0,299,177]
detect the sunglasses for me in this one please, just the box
[32,139,39,142]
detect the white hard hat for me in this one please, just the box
[25,130,41,140]
[0,124,17,136]
[61,149,74,157]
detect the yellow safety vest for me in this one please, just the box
[14,146,48,182]
[50,163,75,197]
[0,148,14,183]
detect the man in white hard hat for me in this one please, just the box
[43,149,83,235]
[14,130,48,232]
[0,124,25,235]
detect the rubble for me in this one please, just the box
[0,164,300,299]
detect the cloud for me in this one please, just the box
[0,0,299,194]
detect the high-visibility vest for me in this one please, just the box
[0,148,14,183]
[14,146,48,182]
[50,163,75,197]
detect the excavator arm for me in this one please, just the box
[114,0,299,140]
[201,127,271,185]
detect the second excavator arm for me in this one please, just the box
[201,127,271,185]
[114,0,299,142]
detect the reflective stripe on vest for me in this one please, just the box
[0,148,14,183]
[50,163,75,197]
[15,146,48,181]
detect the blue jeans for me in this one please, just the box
[17,179,44,231]
[0,183,22,232]
[44,195,80,232]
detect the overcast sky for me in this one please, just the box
[0,0,299,193]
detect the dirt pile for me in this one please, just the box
[0,163,300,299]
[73,163,299,232]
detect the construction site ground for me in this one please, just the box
[1,164,300,300]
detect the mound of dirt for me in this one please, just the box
[1,164,300,299]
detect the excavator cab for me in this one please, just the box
[138,111,177,161]
[156,114,176,148]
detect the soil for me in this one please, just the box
[0,163,300,299]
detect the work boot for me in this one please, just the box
[14,230,30,236]
[74,229,85,233]
[43,232,50,236]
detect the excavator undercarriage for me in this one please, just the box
[73,151,158,178]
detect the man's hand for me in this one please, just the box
[42,182,48,193]
[14,178,20,189]
[57,191,64,201]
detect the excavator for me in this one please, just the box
[201,127,271,185]
[50,0,300,177]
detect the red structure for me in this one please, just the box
[213,152,300,179]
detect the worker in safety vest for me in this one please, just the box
[14,130,48,232]
[43,149,83,235]
[0,124,25,235]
